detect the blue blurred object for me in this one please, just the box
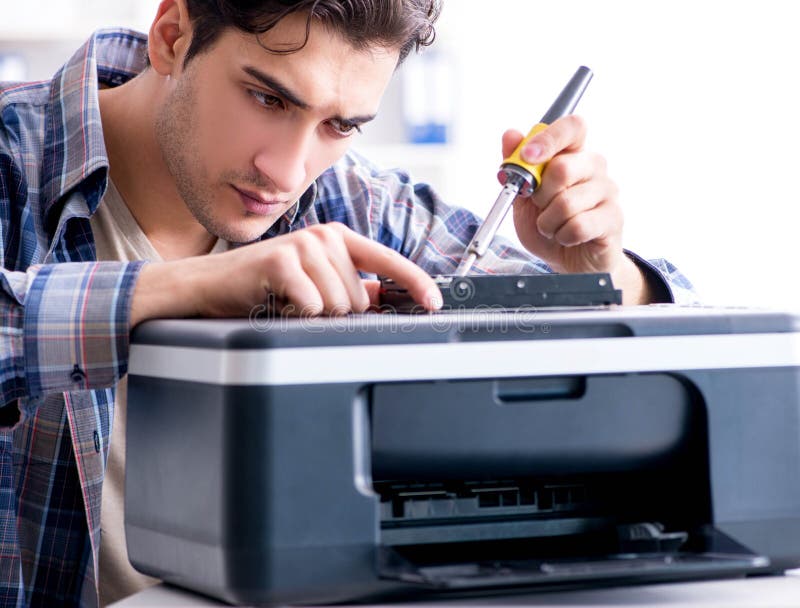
[402,50,453,144]
[407,122,448,144]
[0,54,27,81]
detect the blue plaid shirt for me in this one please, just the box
[0,29,695,607]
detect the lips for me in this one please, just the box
[233,186,287,216]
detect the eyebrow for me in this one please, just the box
[243,66,309,109]
[242,65,377,126]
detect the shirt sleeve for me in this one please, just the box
[342,153,698,304]
[0,261,145,420]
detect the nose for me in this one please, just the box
[252,123,313,194]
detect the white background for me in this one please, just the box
[3,1,799,308]
[415,1,800,309]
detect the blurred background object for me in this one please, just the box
[0,53,25,80]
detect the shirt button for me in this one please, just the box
[93,430,101,453]
[70,364,86,383]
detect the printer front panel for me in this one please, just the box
[127,366,800,604]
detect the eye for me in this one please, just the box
[328,118,362,138]
[248,89,283,110]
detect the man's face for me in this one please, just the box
[155,14,399,243]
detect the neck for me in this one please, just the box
[98,72,217,260]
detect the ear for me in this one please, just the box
[148,0,193,76]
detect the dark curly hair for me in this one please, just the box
[182,0,442,67]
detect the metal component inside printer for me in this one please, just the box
[379,272,622,312]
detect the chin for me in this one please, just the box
[212,217,281,244]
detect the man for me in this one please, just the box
[0,0,694,605]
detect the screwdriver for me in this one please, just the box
[454,66,594,276]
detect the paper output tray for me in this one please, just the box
[378,526,770,590]
[380,552,768,589]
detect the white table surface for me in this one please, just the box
[112,570,800,607]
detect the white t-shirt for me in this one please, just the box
[90,179,227,606]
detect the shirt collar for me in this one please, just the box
[41,29,148,227]
[288,181,318,225]
[257,181,318,240]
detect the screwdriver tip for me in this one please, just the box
[454,253,478,277]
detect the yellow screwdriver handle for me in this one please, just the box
[499,66,593,194]
[500,122,550,191]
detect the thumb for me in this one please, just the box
[501,129,524,160]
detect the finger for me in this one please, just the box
[364,278,395,313]
[276,228,355,315]
[501,129,524,160]
[329,257,371,313]
[298,248,359,316]
[342,230,442,311]
[304,224,371,312]
[270,253,325,316]
[363,279,382,307]
[537,178,618,240]
[551,198,623,248]
[519,114,588,166]
[533,151,604,210]
[303,259,359,315]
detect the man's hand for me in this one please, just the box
[130,222,441,326]
[505,115,653,304]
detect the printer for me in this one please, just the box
[126,305,800,605]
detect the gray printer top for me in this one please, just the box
[128,305,800,387]
[131,304,800,350]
